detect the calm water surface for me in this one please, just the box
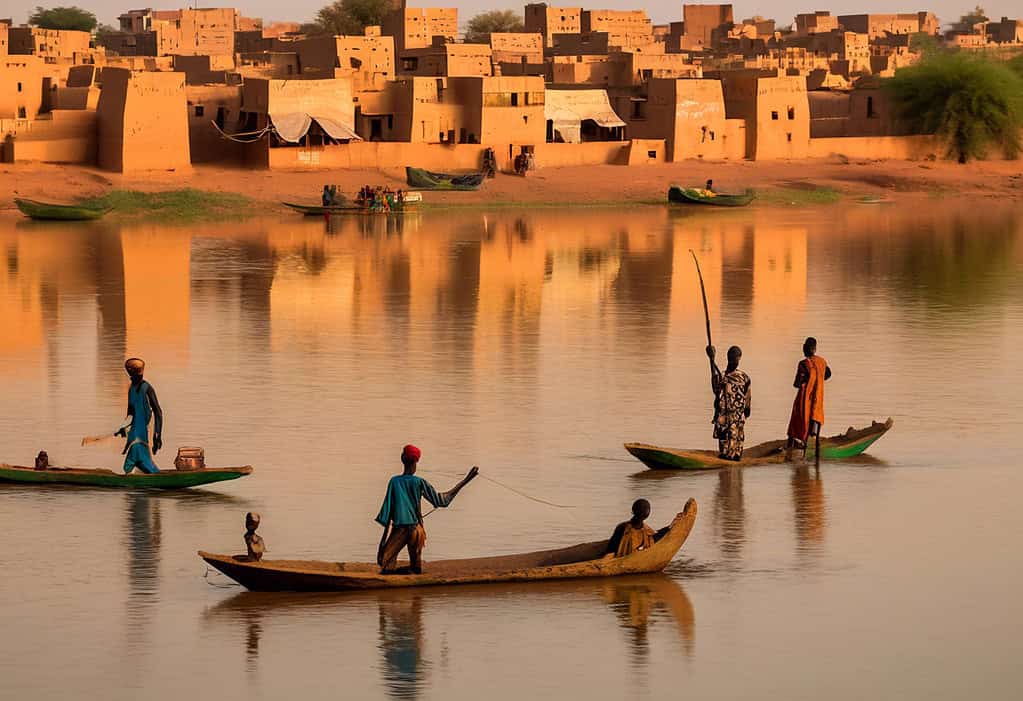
[1,203,1021,700]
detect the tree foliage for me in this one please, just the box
[953,5,988,32]
[464,9,525,43]
[28,5,97,32]
[314,0,392,36]
[885,52,1023,162]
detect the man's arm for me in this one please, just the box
[432,466,480,506]
[116,396,134,437]
[744,379,752,418]
[653,525,671,542]
[147,384,163,453]
[793,361,809,389]
[824,365,832,381]
[706,346,722,393]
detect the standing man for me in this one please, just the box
[707,345,752,461]
[786,337,832,465]
[116,358,163,474]
[375,445,479,574]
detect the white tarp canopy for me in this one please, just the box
[270,112,361,143]
[545,89,626,143]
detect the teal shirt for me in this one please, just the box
[375,474,451,527]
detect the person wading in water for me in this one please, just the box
[116,358,163,474]
[786,337,832,464]
[375,445,479,574]
[707,345,752,461]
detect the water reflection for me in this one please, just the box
[790,466,826,560]
[202,576,694,697]
[714,467,746,561]
[123,493,161,661]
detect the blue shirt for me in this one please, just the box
[375,474,451,527]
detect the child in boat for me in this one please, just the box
[244,512,265,561]
[604,499,670,557]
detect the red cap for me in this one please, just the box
[401,444,421,463]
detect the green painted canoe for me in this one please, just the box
[15,198,112,221]
[625,418,893,470]
[668,186,755,207]
[406,167,484,191]
[0,463,252,488]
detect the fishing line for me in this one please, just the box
[203,565,241,588]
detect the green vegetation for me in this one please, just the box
[313,0,391,36]
[756,186,843,206]
[28,5,97,31]
[1009,54,1023,77]
[464,10,525,43]
[82,189,257,222]
[885,52,1023,163]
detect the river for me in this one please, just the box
[0,202,1021,700]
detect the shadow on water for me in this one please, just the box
[201,575,696,697]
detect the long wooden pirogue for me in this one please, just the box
[199,498,698,592]
[0,463,252,488]
[625,418,893,470]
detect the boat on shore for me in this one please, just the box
[0,463,253,489]
[199,498,697,592]
[406,167,485,191]
[668,186,755,207]
[625,418,893,470]
[15,197,112,221]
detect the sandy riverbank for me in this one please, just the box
[2,158,1021,215]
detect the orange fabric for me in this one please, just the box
[615,523,656,557]
[380,524,426,572]
[787,355,827,442]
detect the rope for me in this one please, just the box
[203,564,241,589]
[210,120,273,143]
[477,473,576,509]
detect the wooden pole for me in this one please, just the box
[689,250,713,348]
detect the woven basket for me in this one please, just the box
[174,447,205,471]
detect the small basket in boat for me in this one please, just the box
[174,447,205,471]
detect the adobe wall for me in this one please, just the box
[625,138,666,164]
[525,5,582,47]
[0,23,8,56]
[490,33,544,63]
[806,135,936,160]
[533,141,628,166]
[477,76,545,145]
[186,84,245,163]
[8,28,91,60]
[384,7,458,52]
[1,56,45,120]
[631,78,744,161]
[683,4,735,48]
[0,109,97,163]
[97,68,191,172]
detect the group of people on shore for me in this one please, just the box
[707,336,832,463]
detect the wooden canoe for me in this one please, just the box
[0,463,252,488]
[668,186,755,207]
[625,418,893,470]
[15,197,112,221]
[282,201,420,216]
[199,498,698,592]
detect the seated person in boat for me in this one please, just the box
[707,345,752,461]
[786,337,832,458]
[375,445,479,574]
[604,499,670,557]
[322,185,333,207]
[115,358,163,474]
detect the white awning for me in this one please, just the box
[545,90,626,127]
[270,112,361,143]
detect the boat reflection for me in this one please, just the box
[202,574,695,695]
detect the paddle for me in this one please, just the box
[81,433,119,447]
[689,250,713,349]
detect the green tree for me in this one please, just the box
[953,5,988,32]
[885,52,1023,162]
[464,9,525,43]
[314,0,391,36]
[28,5,97,31]
[908,31,939,54]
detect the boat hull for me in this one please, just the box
[15,198,111,221]
[200,498,697,592]
[405,167,484,191]
[0,463,252,488]
[282,201,419,216]
[668,186,755,207]
[625,419,893,470]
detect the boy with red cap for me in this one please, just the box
[375,445,479,574]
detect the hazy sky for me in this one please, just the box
[4,1,1016,29]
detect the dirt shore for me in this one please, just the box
[2,158,1021,215]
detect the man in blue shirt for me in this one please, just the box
[376,444,479,574]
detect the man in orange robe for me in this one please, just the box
[786,337,832,461]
